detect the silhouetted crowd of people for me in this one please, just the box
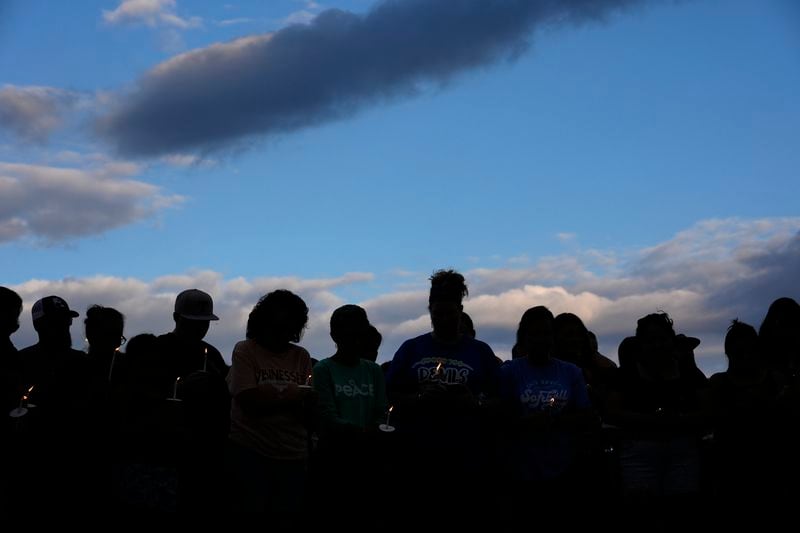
[1,273,799,526]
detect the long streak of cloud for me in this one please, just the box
[97,0,650,157]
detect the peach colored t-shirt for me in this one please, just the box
[227,339,313,460]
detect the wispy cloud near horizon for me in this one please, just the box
[96,0,654,157]
[5,217,797,376]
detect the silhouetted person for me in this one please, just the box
[15,295,103,511]
[759,296,800,379]
[498,306,598,523]
[709,319,779,510]
[112,333,189,511]
[226,289,315,521]
[588,330,618,369]
[363,323,382,362]
[311,305,388,519]
[385,269,500,527]
[0,286,23,511]
[85,304,126,384]
[605,312,712,526]
[156,288,229,512]
[758,297,800,502]
[459,310,476,339]
[0,286,22,417]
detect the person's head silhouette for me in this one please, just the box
[31,295,79,349]
[512,305,555,362]
[428,269,467,343]
[330,304,370,351]
[0,286,22,339]
[172,289,219,342]
[84,305,125,356]
[247,289,309,353]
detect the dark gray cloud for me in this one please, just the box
[0,85,78,142]
[97,0,648,157]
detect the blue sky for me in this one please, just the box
[1,0,798,374]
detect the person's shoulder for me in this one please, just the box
[498,357,522,375]
[201,340,222,355]
[315,356,334,369]
[469,337,495,354]
[360,359,382,372]
[288,343,311,359]
[232,338,257,358]
[395,333,430,354]
[553,357,583,374]
[155,332,175,342]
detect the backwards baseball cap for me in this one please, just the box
[32,295,79,321]
[174,289,219,321]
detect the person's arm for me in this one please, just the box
[556,365,601,431]
[371,363,389,429]
[385,339,428,411]
[229,347,308,418]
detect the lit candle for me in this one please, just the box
[202,347,208,372]
[9,386,34,418]
[379,405,395,432]
[108,348,119,382]
[306,373,313,386]
[172,377,181,399]
[432,361,443,380]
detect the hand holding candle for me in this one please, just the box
[379,405,395,432]
[9,385,35,418]
[168,376,182,401]
[108,348,119,382]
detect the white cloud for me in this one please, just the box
[102,0,201,29]
[0,85,79,142]
[7,270,375,367]
[556,232,577,243]
[0,161,183,244]
[216,18,256,27]
[4,218,798,377]
[283,1,322,26]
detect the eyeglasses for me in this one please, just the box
[120,335,127,346]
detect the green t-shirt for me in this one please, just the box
[313,357,387,433]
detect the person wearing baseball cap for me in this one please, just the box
[16,295,102,510]
[156,288,229,511]
[158,289,225,376]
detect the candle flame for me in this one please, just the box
[389,405,394,413]
[26,385,34,394]
[176,376,181,384]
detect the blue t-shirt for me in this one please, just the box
[385,333,500,462]
[498,357,590,481]
[385,333,499,397]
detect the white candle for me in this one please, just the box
[108,348,118,382]
[203,347,208,372]
[172,377,181,399]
